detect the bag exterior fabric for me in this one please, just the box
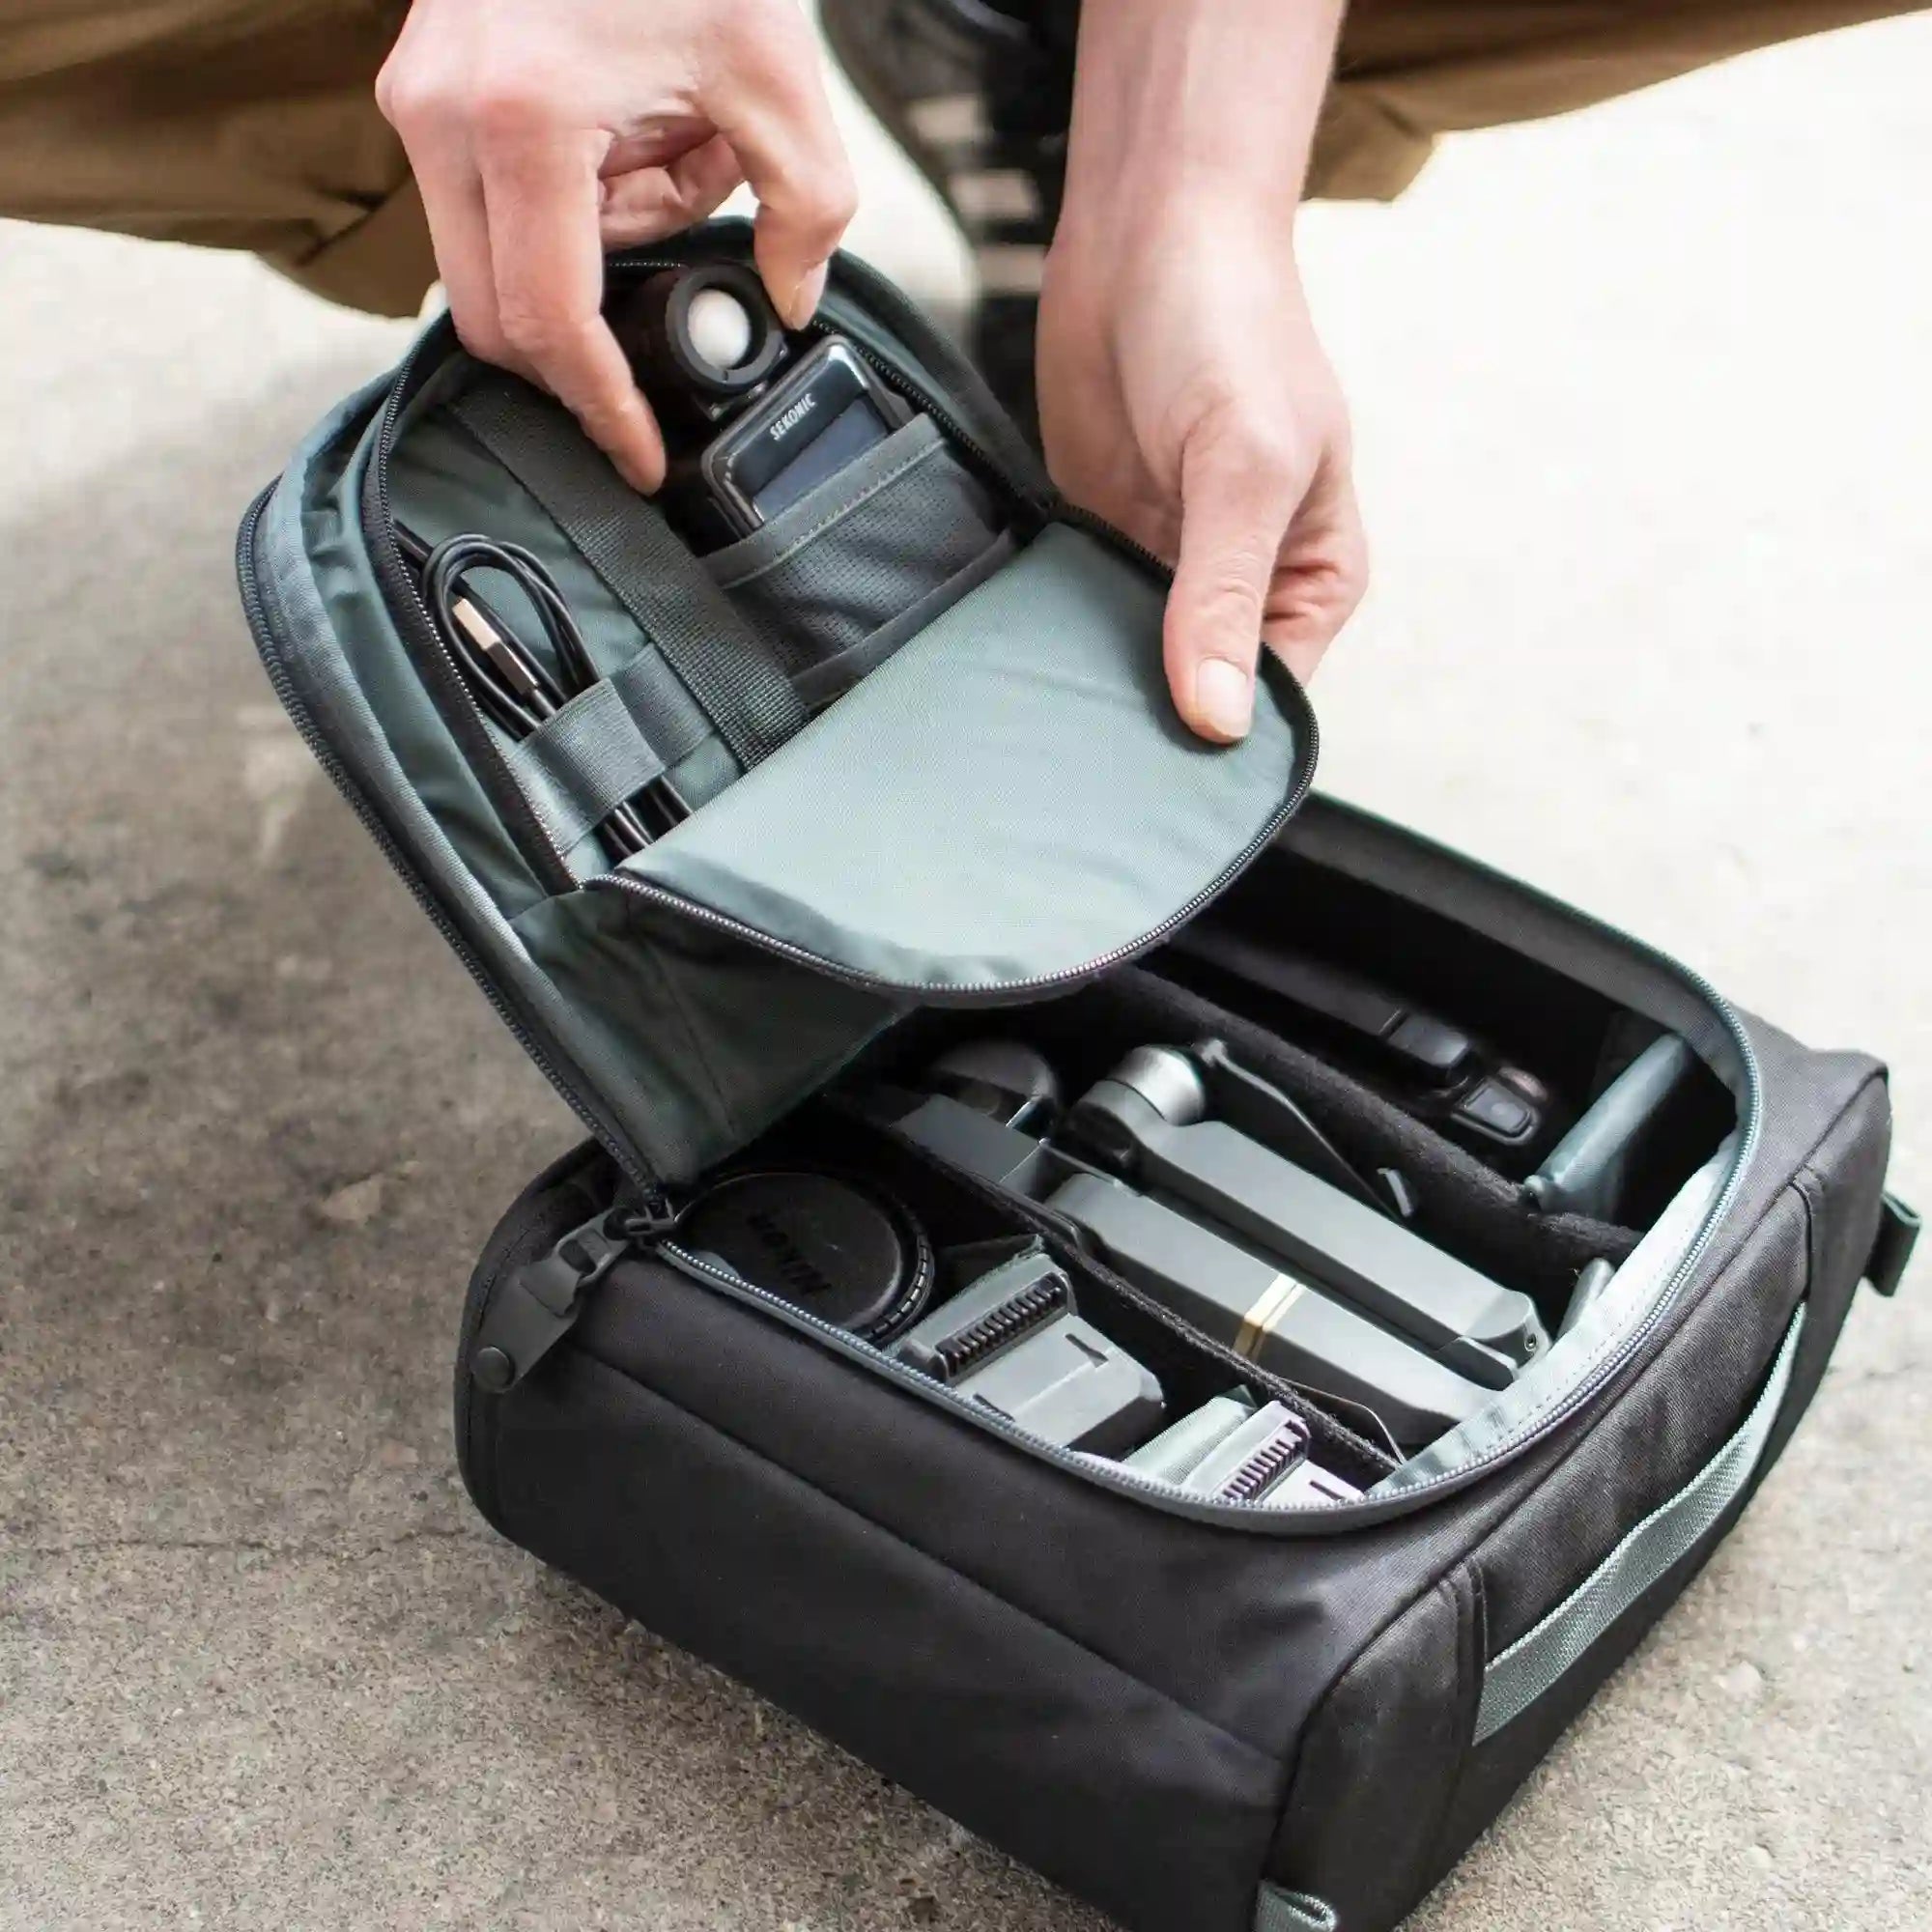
[453,811,1899,1932]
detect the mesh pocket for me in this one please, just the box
[706,415,1005,674]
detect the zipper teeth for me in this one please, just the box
[368,346,577,886]
[650,1237,1293,1517]
[586,738,1316,1003]
[236,487,657,1197]
[576,255,1318,1001]
[603,1100,1406,1524]
[277,236,1763,1528]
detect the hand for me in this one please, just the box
[377,0,858,492]
[1038,201,1367,743]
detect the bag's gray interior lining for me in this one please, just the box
[385,371,1017,852]
[616,525,1306,992]
[316,341,1303,1164]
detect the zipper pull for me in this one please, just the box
[469,1208,637,1394]
[617,1182,682,1244]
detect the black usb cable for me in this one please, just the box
[396,523,663,858]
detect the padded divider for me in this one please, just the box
[1106,970,1636,1307]
[611,525,1311,993]
[1200,844,1625,1113]
[704,413,1006,674]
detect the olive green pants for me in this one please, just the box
[0,0,1917,317]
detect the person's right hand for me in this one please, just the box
[1039,200,1366,743]
[377,0,858,492]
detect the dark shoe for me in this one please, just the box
[819,0,1075,441]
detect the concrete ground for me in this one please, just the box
[1,12,1927,1930]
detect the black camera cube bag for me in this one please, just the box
[237,222,1915,1932]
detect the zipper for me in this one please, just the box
[583,739,1316,1004]
[365,242,1316,1004]
[481,1197,1340,1521]
[235,486,658,1197]
[563,258,1318,1002]
[470,913,1763,1535]
[649,1236,1293,1516]
[469,1188,676,1392]
[256,234,1763,1526]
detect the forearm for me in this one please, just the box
[1038,0,1364,735]
[1061,0,1346,222]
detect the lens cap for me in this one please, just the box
[678,1169,934,1341]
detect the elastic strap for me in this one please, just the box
[453,377,806,769]
[502,680,667,859]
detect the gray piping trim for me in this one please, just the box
[1255,1884,1339,1932]
[1474,1301,1806,1743]
[251,402,670,1162]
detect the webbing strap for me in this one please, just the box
[453,377,806,769]
[609,645,716,768]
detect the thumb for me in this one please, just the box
[1164,432,1300,743]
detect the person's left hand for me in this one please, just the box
[1037,198,1367,744]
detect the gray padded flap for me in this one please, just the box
[614,525,1310,993]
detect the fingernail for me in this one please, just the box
[784,261,829,329]
[1193,658,1254,741]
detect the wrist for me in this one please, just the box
[1044,184,1305,328]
